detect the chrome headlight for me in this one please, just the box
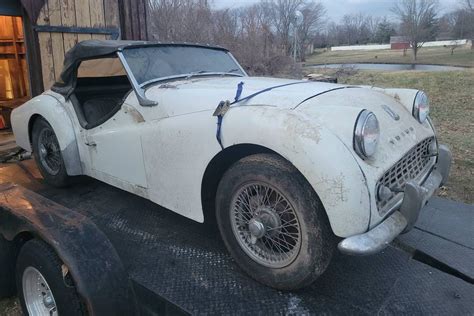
[354,110,380,159]
[413,91,430,123]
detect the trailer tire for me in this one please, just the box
[32,117,71,187]
[0,235,15,298]
[16,239,84,316]
[216,154,335,290]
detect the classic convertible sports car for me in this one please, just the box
[12,40,451,290]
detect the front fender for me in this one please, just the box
[11,94,82,175]
[368,87,418,114]
[221,106,370,237]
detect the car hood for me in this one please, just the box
[144,76,352,116]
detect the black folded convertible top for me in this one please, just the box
[51,40,227,97]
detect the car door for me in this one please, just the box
[70,57,149,191]
[81,99,148,190]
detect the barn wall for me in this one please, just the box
[391,43,410,50]
[35,0,120,90]
[120,0,148,40]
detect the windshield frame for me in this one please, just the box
[117,45,247,106]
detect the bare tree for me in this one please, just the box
[296,2,325,61]
[147,0,213,42]
[324,13,384,46]
[392,0,439,61]
[341,14,371,44]
[464,0,474,11]
[145,0,327,76]
[460,0,474,48]
[264,0,305,54]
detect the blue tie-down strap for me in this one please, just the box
[216,115,224,149]
[213,100,230,150]
[234,81,244,102]
[213,80,311,149]
[213,82,244,149]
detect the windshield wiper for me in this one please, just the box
[185,70,209,79]
[222,68,244,76]
[226,68,240,74]
[185,69,243,80]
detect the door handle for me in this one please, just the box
[85,141,97,147]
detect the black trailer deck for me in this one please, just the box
[1,159,473,315]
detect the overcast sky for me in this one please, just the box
[212,0,460,22]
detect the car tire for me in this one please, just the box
[16,239,85,316]
[216,154,335,290]
[0,235,15,297]
[32,118,71,187]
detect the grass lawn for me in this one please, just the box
[326,69,473,204]
[306,46,474,68]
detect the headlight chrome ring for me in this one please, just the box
[354,110,380,159]
[413,90,430,124]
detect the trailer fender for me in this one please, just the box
[0,183,136,315]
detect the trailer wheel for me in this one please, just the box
[32,117,71,187]
[16,239,84,316]
[216,154,335,290]
[0,235,15,297]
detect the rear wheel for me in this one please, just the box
[32,118,71,187]
[216,154,334,290]
[16,239,84,316]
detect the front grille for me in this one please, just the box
[376,137,435,213]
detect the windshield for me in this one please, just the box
[121,46,245,86]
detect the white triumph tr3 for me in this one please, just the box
[11,40,452,289]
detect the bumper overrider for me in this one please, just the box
[338,144,452,256]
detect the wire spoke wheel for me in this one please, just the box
[22,267,58,316]
[230,182,302,268]
[38,128,61,176]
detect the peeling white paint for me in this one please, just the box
[11,76,436,238]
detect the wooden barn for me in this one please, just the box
[0,0,149,128]
[390,36,410,50]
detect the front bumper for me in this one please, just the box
[338,144,452,256]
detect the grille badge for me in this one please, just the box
[382,104,400,121]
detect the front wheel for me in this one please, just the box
[216,154,334,290]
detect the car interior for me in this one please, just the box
[70,57,133,129]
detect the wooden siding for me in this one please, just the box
[36,0,120,90]
[20,0,46,24]
[120,0,148,41]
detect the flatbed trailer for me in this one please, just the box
[1,159,473,315]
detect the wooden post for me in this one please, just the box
[23,6,45,96]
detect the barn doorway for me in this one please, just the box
[0,15,29,129]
